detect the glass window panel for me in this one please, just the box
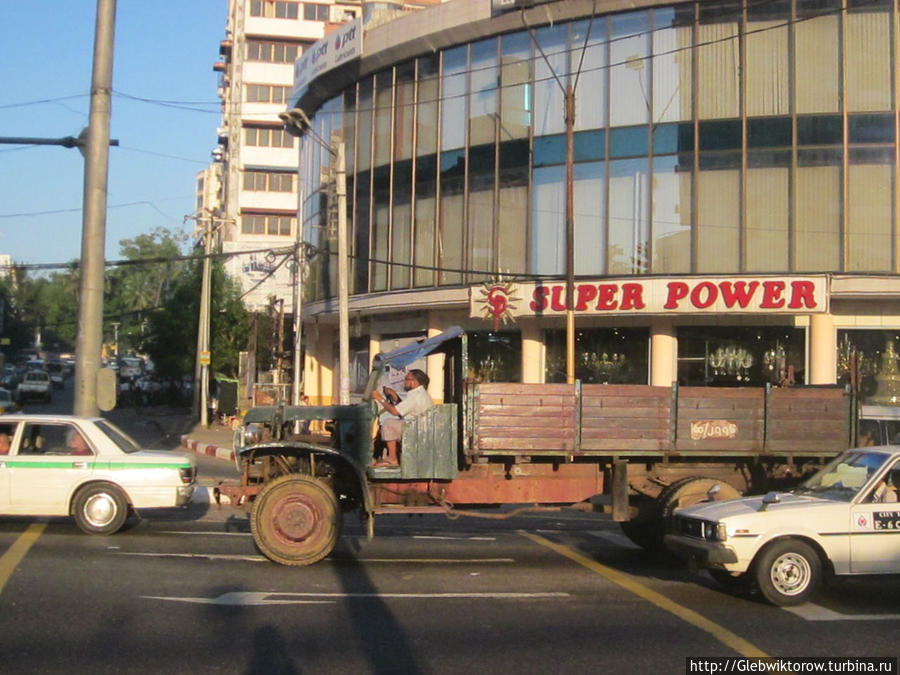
[533,134,566,167]
[532,165,565,275]
[699,120,741,151]
[417,55,439,157]
[798,115,842,145]
[353,178,370,294]
[469,332,522,383]
[609,11,650,127]
[652,8,693,123]
[357,78,373,172]
[373,70,393,168]
[441,47,468,151]
[468,144,495,282]
[546,327,649,384]
[343,89,356,173]
[438,150,465,285]
[746,167,789,271]
[372,192,389,292]
[574,129,605,162]
[609,126,649,158]
[795,163,841,271]
[849,114,895,144]
[651,154,692,273]
[609,158,649,274]
[414,155,437,287]
[534,24,569,136]
[500,32,533,141]
[470,38,498,147]
[392,179,412,290]
[797,0,841,18]
[697,5,739,119]
[498,165,528,277]
[653,123,693,154]
[747,117,792,148]
[394,62,415,162]
[794,15,839,114]
[848,163,892,272]
[745,20,788,116]
[573,18,608,130]
[574,161,606,275]
[696,163,739,273]
[845,10,892,112]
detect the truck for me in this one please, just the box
[215,326,854,566]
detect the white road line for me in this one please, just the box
[158,531,252,536]
[144,591,571,606]
[117,552,268,562]
[412,535,496,541]
[785,604,900,622]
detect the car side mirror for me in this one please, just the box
[758,491,781,512]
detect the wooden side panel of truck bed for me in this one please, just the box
[474,383,577,452]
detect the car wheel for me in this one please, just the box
[73,483,129,535]
[754,539,821,606]
[250,474,340,566]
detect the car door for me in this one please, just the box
[7,422,95,516]
[0,421,20,511]
[849,459,900,574]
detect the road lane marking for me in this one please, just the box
[784,604,900,621]
[0,522,46,595]
[520,531,769,659]
[116,551,514,564]
[412,535,497,541]
[144,591,570,606]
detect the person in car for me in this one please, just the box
[0,432,10,455]
[67,429,92,456]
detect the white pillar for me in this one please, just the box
[809,313,836,385]
[305,324,335,405]
[426,320,446,404]
[521,318,543,383]
[650,318,677,387]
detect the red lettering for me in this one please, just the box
[620,283,645,310]
[576,284,598,311]
[788,280,817,309]
[530,287,549,312]
[690,282,717,309]
[550,285,566,311]
[760,281,786,308]
[719,281,759,309]
[596,284,618,310]
[665,282,689,309]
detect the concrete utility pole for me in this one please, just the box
[74,0,116,417]
[335,139,350,405]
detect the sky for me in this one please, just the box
[0,1,227,268]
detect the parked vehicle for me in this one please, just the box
[17,370,52,403]
[0,388,21,414]
[0,414,196,534]
[47,361,66,389]
[666,446,900,606]
[217,327,854,566]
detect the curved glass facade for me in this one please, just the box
[301,0,898,302]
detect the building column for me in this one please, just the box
[426,316,448,403]
[521,318,543,383]
[304,324,335,405]
[650,318,677,387]
[809,313,836,385]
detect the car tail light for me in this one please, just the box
[179,466,197,485]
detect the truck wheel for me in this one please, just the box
[754,539,821,606]
[73,483,129,535]
[659,476,741,529]
[250,475,340,566]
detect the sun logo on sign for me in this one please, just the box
[477,280,519,331]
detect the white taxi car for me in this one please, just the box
[0,414,196,535]
[665,447,900,606]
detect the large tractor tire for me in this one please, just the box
[250,475,341,566]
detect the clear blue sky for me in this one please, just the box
[0,1,226,267]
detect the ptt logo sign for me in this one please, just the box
[335,25,357,51]
[310,42,329,65]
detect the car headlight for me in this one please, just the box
[716,522,728,542]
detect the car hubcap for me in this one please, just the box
[84,493,117,528]
[770,552,811,596]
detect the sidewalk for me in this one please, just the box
[179,420,236,463]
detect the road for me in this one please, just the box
[1,380,898,673]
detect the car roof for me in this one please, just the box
[0,414,103,423]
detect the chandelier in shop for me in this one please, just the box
[708,345,754,382]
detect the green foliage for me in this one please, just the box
[0,264,79,354]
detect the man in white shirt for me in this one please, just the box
[371,369,433,467]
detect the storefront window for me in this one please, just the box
[837,330,900,404]
[468,332,522,383]
[545,328,649,384]
[677,326,806,387]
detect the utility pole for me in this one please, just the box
[335,139,350,405]
[195,217,213,427]
[74,0,116,417]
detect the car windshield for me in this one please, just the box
[95,419,143,454]
[793,450,891,502]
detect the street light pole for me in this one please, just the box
[74,0,116,417]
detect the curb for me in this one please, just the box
[180,434,236,463]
